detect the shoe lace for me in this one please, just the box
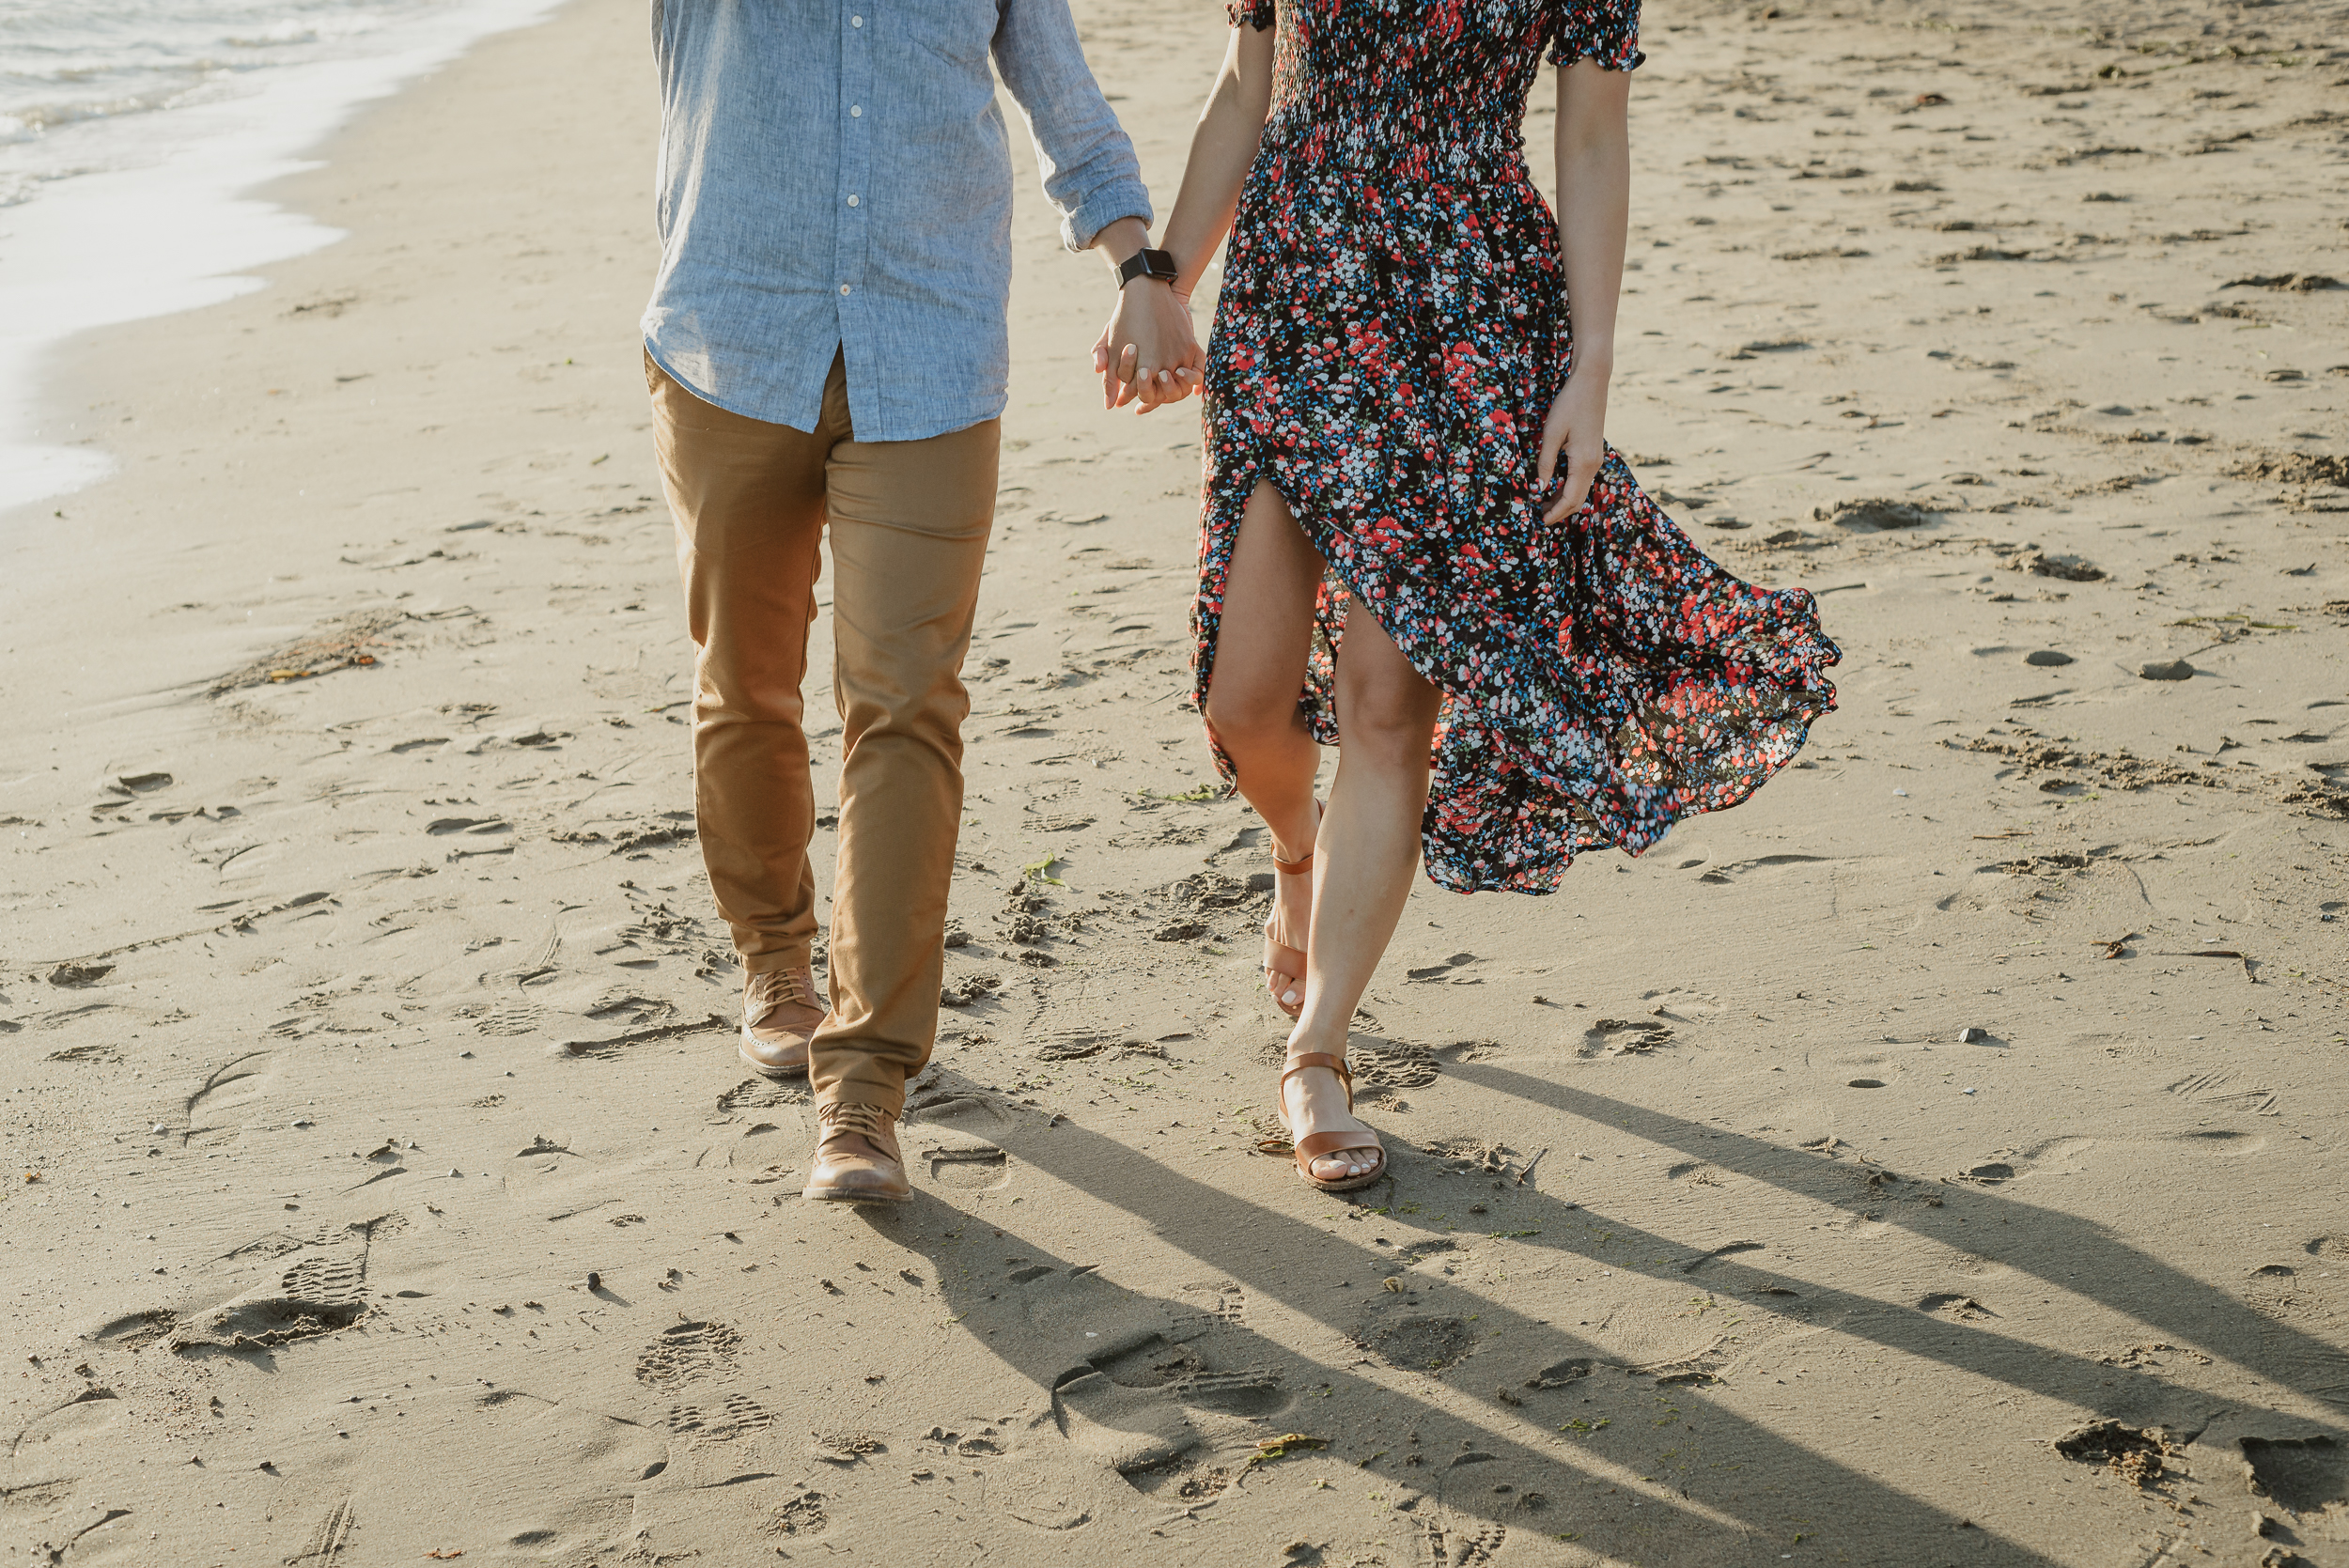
[747,968,810,1010]
[817,1102,891,1139]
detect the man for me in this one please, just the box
[643,0,1194,1203]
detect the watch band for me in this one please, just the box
[1116,247,1180,288]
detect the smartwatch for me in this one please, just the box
[1116,247,1180,289]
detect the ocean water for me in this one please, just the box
[1,1,459,206]
[0,0,566,517]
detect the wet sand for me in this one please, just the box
[2,0,2346,1561]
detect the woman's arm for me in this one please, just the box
[1095,22,1277,410]
[1160,23,1277,299]
[1535,58,1632,522]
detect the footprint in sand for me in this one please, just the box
[1000,1265,1289,1483]
[8,1385,128,1465]
[633,1320,742,1389]
[2239,1434,2349,1515]
[1359,1314,1477,1374]
[1051,1354,1286,1479]
[179,1049,275,1146]
[1952,1135,2096,1184]
[279,1248,369,1308]
[722,1121,803,1183]
[716,1077,808,1113]
[0,1477,74,1521]
[1522,1356,1593,1389]
[87,1308,178,1351]
[165,1219,382,1355]
[665,1393,772,1442]
[1171,1280,1249,1330]
[898,1104,1011,1190]
[774,1490,829,1537]
[926,1144,1010,1190]
[2170,1128,2269,1157]
[506,1134,664,1223]
[1417,1515,1507,1567]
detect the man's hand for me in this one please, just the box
[1094,281,1204,412]
[1536,362,1612,523]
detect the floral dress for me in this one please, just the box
[1194,0,1841,893]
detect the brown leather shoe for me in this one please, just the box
[739,966,825,1079]
[801,1102,910,1204]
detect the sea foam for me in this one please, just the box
[0,0,565,520]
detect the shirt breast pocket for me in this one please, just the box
[902,0,996,70]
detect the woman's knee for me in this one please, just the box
[1338,679,1441,765]
[1204,679,1299,748]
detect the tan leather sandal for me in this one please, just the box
[1263,802,1322,1018]
[1274,1050,1387,1193]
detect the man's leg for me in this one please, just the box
[801,396,999,1203]
[646,351,835,1073]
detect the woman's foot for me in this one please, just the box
[1279,1047,1385,1187]
[1262,804,1320,1017]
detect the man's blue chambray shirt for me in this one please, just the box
[644,0,1151,443]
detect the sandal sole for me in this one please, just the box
[1297,1163,1387,1194]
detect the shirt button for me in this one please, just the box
[851,13,863,23]
[847,194,860,207]
[840,284,851,295]
[849,104,863,117]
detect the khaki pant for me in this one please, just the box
[646,350,997,1115]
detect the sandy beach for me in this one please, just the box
[3,0,2347,1561]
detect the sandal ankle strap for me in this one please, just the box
[1268,799,1325,877]
[1280,1050,1353,1105]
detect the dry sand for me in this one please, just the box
[4,0,2348,1561]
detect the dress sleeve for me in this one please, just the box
[1548,0,1642,70]
[1228,0,1274,31]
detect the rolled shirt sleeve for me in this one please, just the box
[992,0,1153,251]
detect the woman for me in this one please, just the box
[1098,0,1839,1191]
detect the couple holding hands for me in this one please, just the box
[640,0,1837,1203]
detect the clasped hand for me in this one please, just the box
[1093,281,1205,413]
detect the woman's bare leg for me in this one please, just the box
[1284,598,1443,1180]
[1202,481,1325,1005]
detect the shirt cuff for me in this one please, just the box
[1059,179,1154,254]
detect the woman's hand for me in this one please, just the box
[1541,59,1631,523]
[1535,359,1611,523]
[1094,281,1205,412]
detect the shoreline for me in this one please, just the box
[2,0,2344,1561]
[0,0,567,519]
